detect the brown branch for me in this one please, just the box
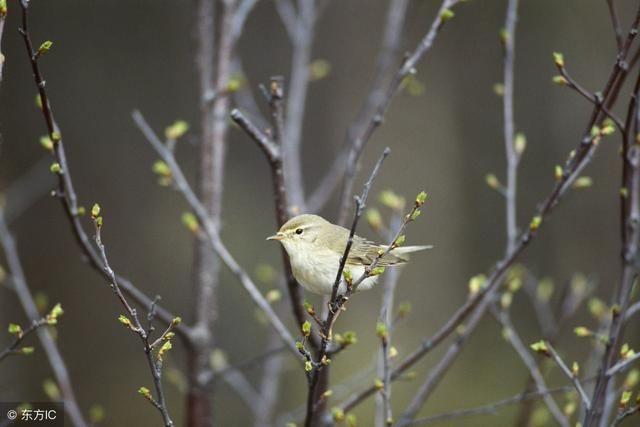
[91,213,175,427]
[304,148,391,427]
[231,78,312,349]
[15,0,187,341]
[0,211,88,427]
[585,11,640,422]
[606,0,623,51]
[132,111,298,356]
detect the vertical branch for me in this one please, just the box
[189,1,216,424]
[0,0,6,84]
[606,0,623,51]
[282,0,316,210]
[375,214,402,427]
[189,0,236,425]
[501,0,519,254]
[0,211,88,427]
[585,68,640,426]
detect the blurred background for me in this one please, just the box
[1,0,639,425]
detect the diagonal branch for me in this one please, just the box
[132,110,298,356]
[0,210,88,427]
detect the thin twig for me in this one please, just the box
[0,211,88,427]
[91,214,175,427]
[546,342,592,411]
[132,110,298,356]
[375,213,402,427]
[490,310,569,427]
[606,0,623,51]
[0,317,46,362]
[15,0,186,340]
[611,405,640,427]
[304,148,391,427]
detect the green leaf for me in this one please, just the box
[38,41,53,55]
[91,203,101,218]
[529,340,549,356]
[164,121,189,140]
[8,323,22,336]
[301,320,311,337]
[552,52,564,68]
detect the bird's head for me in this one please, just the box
[266,214,331,252]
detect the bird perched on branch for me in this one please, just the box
[267,214,431,296]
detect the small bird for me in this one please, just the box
[267,214,431,296]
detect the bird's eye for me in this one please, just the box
[295,228,304,235]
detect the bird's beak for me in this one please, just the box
[266,232,285,241]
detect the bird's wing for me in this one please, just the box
[346,236,408,267]
[316,226,407,267]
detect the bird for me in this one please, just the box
[266,214,431,296]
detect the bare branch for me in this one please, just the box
[492,310,569,426]
[606,0,623,51]
[501,0,519,254]
[91,211,175,427]
[546,342,592,411]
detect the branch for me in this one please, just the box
[0,211,88,427]
[336,0,461,224]
[0,0,6,84]
[545,342,592,411]
[15,0,187,341]
[375,214,402,427]
[501,0,519,254]
[304,147,391,426]
[491,309,569,427]
[606,0,623,51]
[90,208,175,427]
[586,8,640,422]
[132,111,299,356]
[0,317,47,362]
[232,77,311,348]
